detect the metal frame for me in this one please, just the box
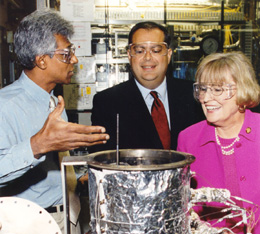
[61,156,88,234]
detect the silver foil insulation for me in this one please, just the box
[88,166,192,234]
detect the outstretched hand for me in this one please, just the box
[31,96,109,157]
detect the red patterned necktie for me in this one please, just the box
[150,91,171,149]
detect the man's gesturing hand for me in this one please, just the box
[31,96,109,157]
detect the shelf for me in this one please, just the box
[93,9,245,25]
[95,57,129,64]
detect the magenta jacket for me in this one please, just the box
[177,109,260,233]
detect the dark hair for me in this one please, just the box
[14,9,74,70]
[128,21,171,46]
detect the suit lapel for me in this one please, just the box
[167,77,183,149]
[167,77,177,131]
[121,78,163,148]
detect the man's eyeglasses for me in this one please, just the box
[128,42,169,58]
[193,83,237,101]
[50,44,76,64]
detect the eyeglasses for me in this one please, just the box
[193,83,237,101]
[128,42,169,58]
[50,44,76,64]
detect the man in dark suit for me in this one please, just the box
[90,21,203,153]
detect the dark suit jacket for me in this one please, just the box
[89,76,204,153]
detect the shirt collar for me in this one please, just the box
[198,109,256,147]
[18,71,54,111]
[239,109,256,141]
[198,122,216,147]
[135,78,167,101]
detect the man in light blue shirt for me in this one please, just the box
[0,9,109,233]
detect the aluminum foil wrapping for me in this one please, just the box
[88,166,191,234]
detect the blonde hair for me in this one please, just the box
[195,51,260,108]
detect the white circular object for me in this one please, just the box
[202,37,219,55]
[0,197,62,234]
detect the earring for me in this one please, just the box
[238,105,246,113]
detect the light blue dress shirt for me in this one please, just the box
[135,78,171,128]
[0,71,67,208]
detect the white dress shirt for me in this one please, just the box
[135,78,171,128]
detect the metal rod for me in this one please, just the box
[116,113,119,165]
[164,0,167,25]
[220,0,224,52]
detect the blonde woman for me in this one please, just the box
[177,51,260,234]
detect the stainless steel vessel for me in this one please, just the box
[87,149,195,234]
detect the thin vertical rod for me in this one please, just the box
[220,0,224,52]
[116,113,119,165]
[164,0,167,25]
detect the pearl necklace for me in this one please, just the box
[215,128,240,156]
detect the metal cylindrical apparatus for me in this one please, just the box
[87,149,195,234]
